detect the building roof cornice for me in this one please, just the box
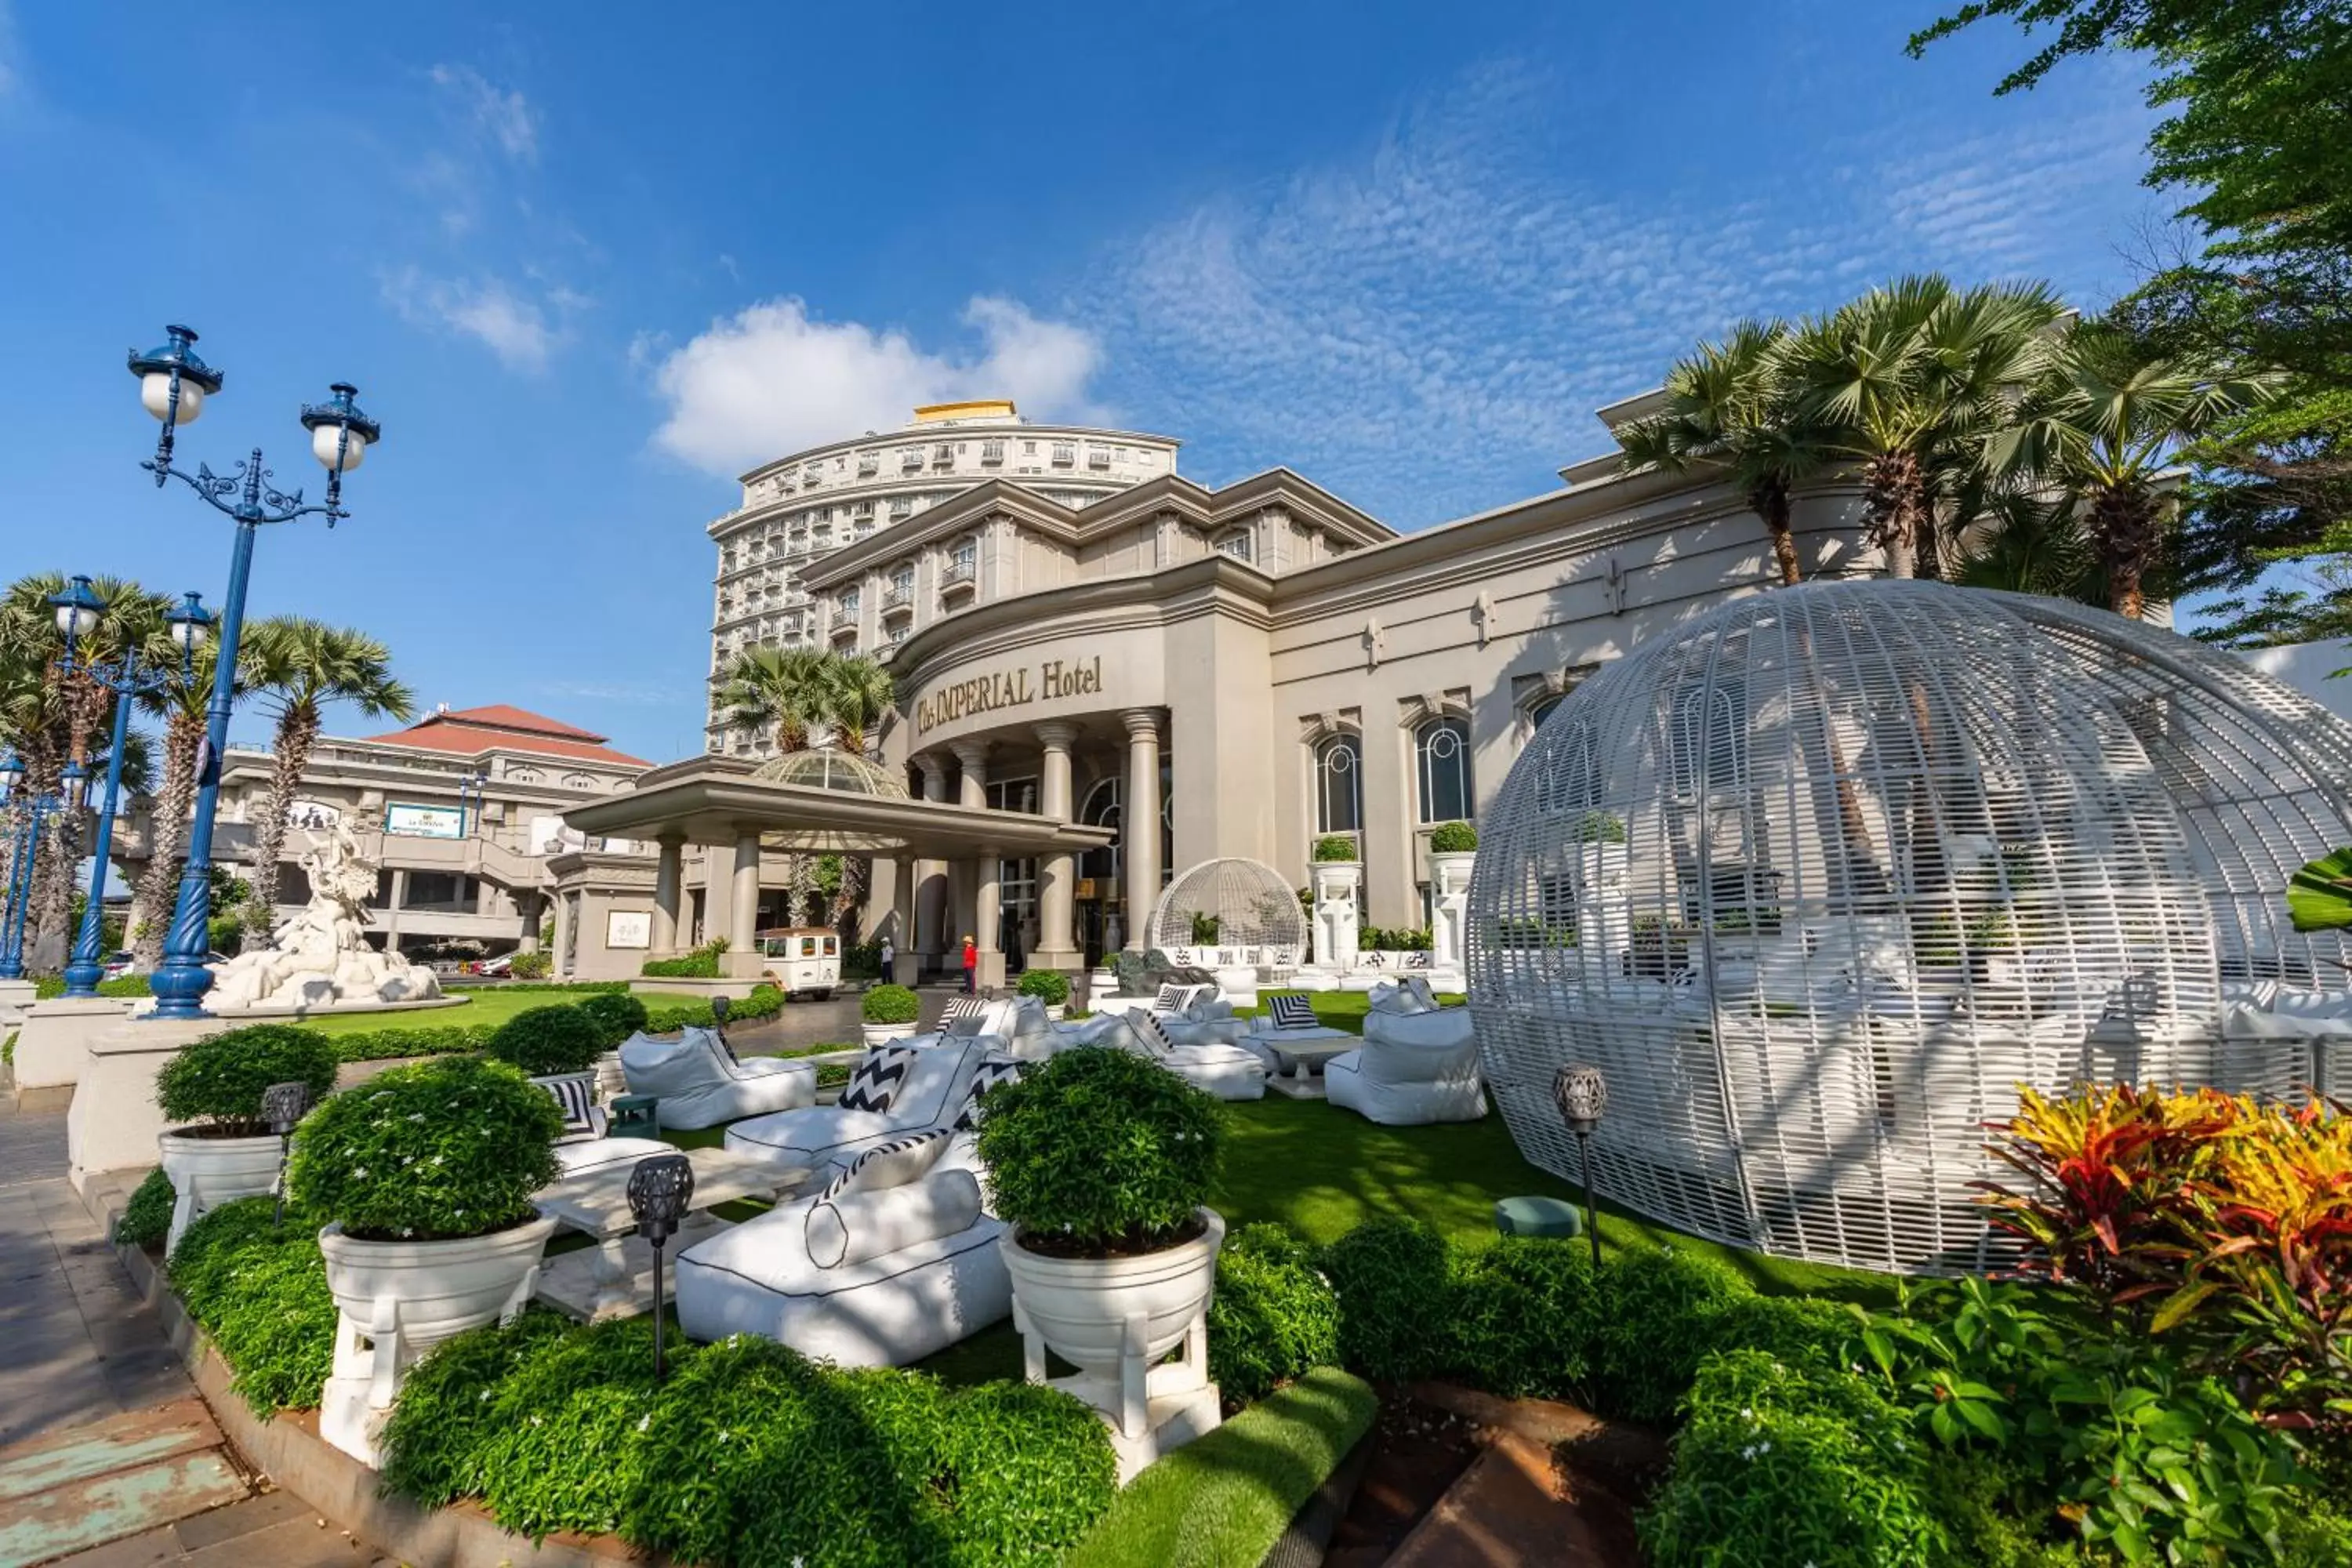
[735,421,1183,488]
[887,553,1275,680]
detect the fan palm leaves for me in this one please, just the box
[241,618,415,886]
[1983,322,2281,620]
[824,655,898,757]
[1784,275,2067,579]
[718,645,835,752]
[1616,319,1835,586]
[2287,847,2352,933]
[126,641,249,964]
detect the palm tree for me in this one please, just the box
[128,639,238,966]
[1984,322,2279,619]
[1616,320,1834,586]
[819,655,899,927]
[717,645,834,752]
[241,619,414,896]
[1786,276,2067,579]
[1951,492,2109,606]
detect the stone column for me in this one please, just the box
[551,893,574,978]
[950,743,988,972]
[1123,709,1163,952]
[384,868,407,952]
[1033,720,1080,972]
[652,835,684,954]
[519,891,542,954]
[727,830,763,979]
[894,855,920,985]
[914,756,949,973]
[974,851,1005,991]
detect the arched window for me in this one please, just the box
[1530,692,1566,731]
[1414,716,1472,824]
[1080,778,1122,883]
[1315,733,1361,833]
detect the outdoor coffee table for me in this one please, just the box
[535,1147,812,1321]
[1259,1036,1356,1099]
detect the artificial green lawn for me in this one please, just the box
[1063,1368,1378,1568]
[299,988,541,1036]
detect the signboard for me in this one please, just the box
[385,803,465,840]
[285,799,341,831]
[914,654,1104,734]
[606,910,652,949]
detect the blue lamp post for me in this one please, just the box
[0,756,64,982]
[52,580,213,997]
[129,325,383,1021]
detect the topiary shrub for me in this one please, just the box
[574,990,648,1048]
[484,1004,607,1076]
[1319,1217,1454,1382]
[154,1024,339,1136]
[1428,820,1478,853]
[1312,835,1359,862]
[287,1055,561,1242]
[506,949,552,980]
[1208,1222,1341,1403]
[862,982,920,1025]
[1639,1350,1949,1568]
[1591,1246,1752,1424]
[1015,968,1071,1006]
[169,1197,338,1413]
[1448,1235,1599,1400]
[979,1047,1226,1255]
[117,1168,176,1249]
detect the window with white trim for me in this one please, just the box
[1414,716,1472,824]
[1315,733,1362,833]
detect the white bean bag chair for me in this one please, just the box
[1099,1009,1266,1101]
[1162,994,1251,1051]
[676,1128,1009,1367]
[995,996,1065,1062]
[618,1027,817,1131]
[530,1072,674,1180]
[724,1036,996,1180]
[1242,998,1359,1073]
[1326,1000,1486,1124]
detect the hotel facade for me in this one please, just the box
[656,397,1882,981]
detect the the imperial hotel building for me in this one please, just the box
[681,396,1876,975]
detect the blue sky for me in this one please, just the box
[0,2,2169,764]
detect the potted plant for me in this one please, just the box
[484,1004,609,1076]
[154,1024,340,1252]
[1016,967,1072,1019]
[287,1054,562,1464]
[979,1048,1228,1467]
[862,982,922,1046]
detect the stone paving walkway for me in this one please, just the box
[0,1100,383,1568]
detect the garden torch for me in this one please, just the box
[627,1153,695,1381]
[1553,1064,1608,1268]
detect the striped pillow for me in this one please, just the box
[952,1056,1025,1132]
[1267,993,1319,1031]
[1153,982,1191,1012]
[839,1045,917,1114]
[1130,1009,1177,1055]
[533,1073,598,1141]
[942,996,989,1021]
[821,1126,953,1200]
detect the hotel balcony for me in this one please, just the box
[938,559,977,604]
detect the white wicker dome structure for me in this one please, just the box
[1148,857,1312,956]
[1467,580,2352,1275]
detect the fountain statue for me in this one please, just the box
[207,823,444,1011]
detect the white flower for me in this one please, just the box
[408,1112,426,1123]
[637,1414,652,1433]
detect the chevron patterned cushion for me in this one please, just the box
[1267,993,1319,1031]
[952,1056,1025,1132]
[821,1126,953,1201]
[838,1044,917,1114]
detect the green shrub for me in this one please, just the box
[154,1024,340,1134]
[862,982,921,1025]
[1448,1235,1599,1400]
[169,1197,337,1413]
[1014,969,1070,1006]
[467,1316,671,1541]
[641,982,786,1033]
[34,975,157,1000]
[1573,811,1627,844]
[1640,1350,1950,1568]
[1208,1223,1341,1403]
[1319,1218,1454,1381]
[1428,820,1478,853]
[1708,1293,1857,1375]
[934,1378,1120,1563]
[332,1021,497,1062]
[443,980,629,995]
[1592,1246,1751,1423]
[379,1311,575,1507]
[1311,835,1358,862]
[483,1004,606,1076]
[117,1168,175,1249]
[574,990,648,1047]
[640,939,727,979]
[287,1055,561,1241]
[506,949,552,980]
[1066,1369,1375,1568]
[978,1047,1226,1253]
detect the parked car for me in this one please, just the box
[477,953,515,978]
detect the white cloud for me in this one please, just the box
[381,268,571,372]
[647,296,1105,476]
[429,63,536,162]
[1084,56,2159,527]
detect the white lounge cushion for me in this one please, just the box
[547,1136,675,1178]
[1324,1042,1486,1125]
[723,1037,996,1178]
[999,996,1062,1061]
[1157,1041,1268,1102]
[804,1167,985,1269]
[822,1127,955,1199]
[1363,1003,1474,1051]
[2223,1002,2352,1038]
[619,1028,817,1131]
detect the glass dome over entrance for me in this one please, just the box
[751,748,909,798]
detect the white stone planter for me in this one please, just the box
[1002,1207,1227,1481]
[316,1214,556,1467]
[1312,862,1363,971]
[156,1130,286,1254]
[861,1021,915,1048]
[1428,850,1477,902]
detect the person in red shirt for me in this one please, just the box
[960,934,978,994]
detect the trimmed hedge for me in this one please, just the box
[641,983,786,1033]
[1065,1369,1377,1568]
[1319,1217,1454,1381]
[575,991,648,1047]
[484,1005,607,1076]
[31,975,152,1000]
[333,1022,496,1062]
[118,1168,175,1249]
[154,1024,341,1134]
[1207,1223,1341,1404]
[1014,969,1070,1006]
[169,1198,337,1414]
[382,1316,1116,1565]
[862,983,921,1025]
[641,940,726,979]
[444,980,629,996]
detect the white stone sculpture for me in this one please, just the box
[207,824,443,1011]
